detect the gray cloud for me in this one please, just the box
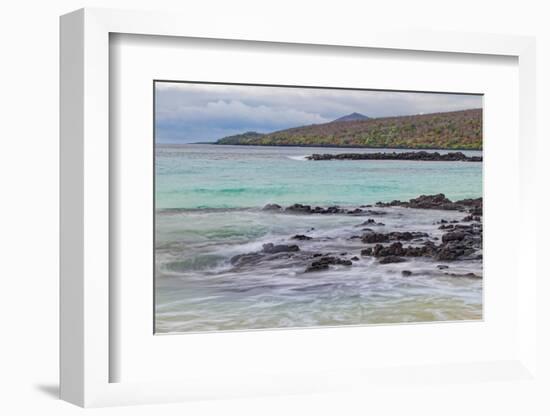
[155,82,482,143]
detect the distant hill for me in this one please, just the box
[216,109,482,150]
[332,112,370,122]
[215,131,264,145]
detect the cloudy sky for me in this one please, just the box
[155,82,482,143]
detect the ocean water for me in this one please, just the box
[155,144,483,333]
[156,144,482,210]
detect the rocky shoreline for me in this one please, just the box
[229,194,483,277]
[306,151,482,162]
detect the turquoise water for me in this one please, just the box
[155,144,483,333]
[155,144,482,210]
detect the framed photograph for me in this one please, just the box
[153,81,484,334]
[60,8,538,407]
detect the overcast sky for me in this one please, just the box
[155,82,482,143]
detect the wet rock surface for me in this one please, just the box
[235,194,482,275]
[375,193,482,214]
[262,203,282,211]
[307,151,482,162]
[305,256,353,273]
[379,256,407,264]
[262,243,300,254]
[291,234,312,240]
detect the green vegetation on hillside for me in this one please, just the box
[216,109,482,150]
[215,131,265,145]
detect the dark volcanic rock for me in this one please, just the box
[401,270,413,276]
[356,218,385,227]
[435,223,482,261]
[365,210,387,216]
[389,231,429,240]
[262,203,282,211]
[307,151,482,162]
[373,242,405,257]
[356,218,384,231]
[455,197,482,208]
[375,193,483,214]
[379,256,407,264]
[437,245,465,261]
[265,195,482,217]
[470,207,483,216]
[230,243,302,267]
[262,243,300,254]
[230,252,263,266]
[444,272,482,279]
[408,193,453,209]
[291,234,312,241]
[441,231,466,243]
[257,193,482,267]
[361,232,390,243]
[361,231,428,244]
[305,256,353,272]
[285,203,314,214]
[284,203,352,215]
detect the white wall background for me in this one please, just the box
[0,1,548,414]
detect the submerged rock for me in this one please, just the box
[285,203,314,214]
[379,256,406,264]
[230,252,263,266]
[262,243,300,254]
[444,272,482,279]
[291,234,312,240]
[305,256,353,273]
[262,203,282,211]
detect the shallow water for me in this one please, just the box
[155,144,483,333]
[155,144,482,210]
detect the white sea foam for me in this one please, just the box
[286,155,308,161]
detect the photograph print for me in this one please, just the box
[154,81,483,334]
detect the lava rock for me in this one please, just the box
[444,272,482,279]
[291,234,312,240]
[262,243,300,254]
[441,231,467,243]
[307,151,481,163]
[361,232,390,243]
[379,256,407,264]
[361,248,372,256]
[262,203,282,211]
[305,256,353,272]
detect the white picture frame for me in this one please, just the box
[60,7,538,407]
